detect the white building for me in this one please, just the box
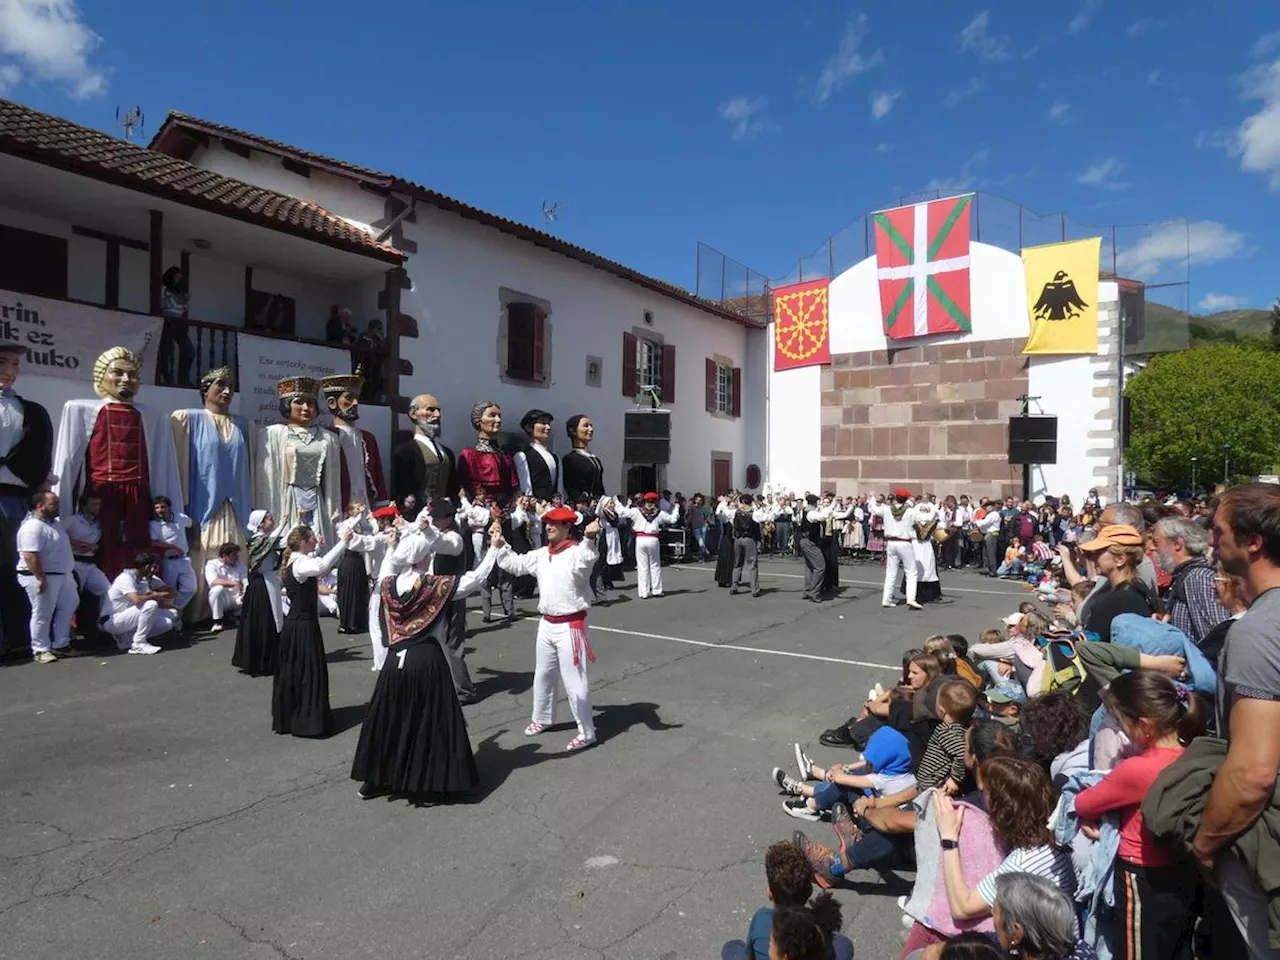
[149,113,768,497]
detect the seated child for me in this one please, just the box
[996,537,1026,577]
[720,841,853,960]
[915,679,976,795]
[773,726,914,822]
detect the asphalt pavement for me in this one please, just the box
[0,556,1029,960]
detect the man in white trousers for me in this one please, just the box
[613,492,679,599]
[871,489,922,610]
[204,542,247,632]
[497,506,601,751]
[65,492,112,605]
[150,496,197,615]
[102,552,179,655]
[16,491,78,662]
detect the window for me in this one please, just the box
[637,337,662,392]
[504,300,547,383]
[705,357,742,417]
[0,225,67,299]
[716,362,733,414]
[622,332,675,403]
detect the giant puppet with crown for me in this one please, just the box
[254,374,341,549]
[53,346,183,578]
[320,367,388,510]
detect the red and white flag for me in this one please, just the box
[873,194,973,339]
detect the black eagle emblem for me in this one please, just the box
[1032,270,1089,321]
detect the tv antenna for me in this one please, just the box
[542,200,567,227]
[116,105,145,142]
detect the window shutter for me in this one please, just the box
[661,344,676,404]
[531,306,547,383]
[705,359,717,412]
[622,332,638,397]
[731,366,742,417]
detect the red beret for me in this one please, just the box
[893,488,912,500]
[642,492,660,501]
[371,505,399,520]
[543,507,577,524]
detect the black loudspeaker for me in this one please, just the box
[624,411,671,464]
[1007,416,1058,465]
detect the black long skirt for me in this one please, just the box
[821,539,840,592]
[714,522,734,586]
[918,578,943,603]
[336,551,370,633]
[351,638,479,796]
[232,573,278,676]
[272,618,332,738]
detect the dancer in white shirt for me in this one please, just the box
[497,507,602,751]
[870,489,921,610]
[204,542,247,631]
[150,496,196,614]
[612,492,679,599]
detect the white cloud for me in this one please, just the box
[1116,220,1247,279]
[1077,157,1127,189]
[958,11,1010,62]
[874,142,894,154]
[0,0,106,99]
[1252,32,1280,59]
[870,90,900,119]
[1236,59,1280,189]
[814,11,883,105]
[1198,293,1246,311]
[1068,0,1102,36]
[1147,69,1161,85]
[942,76,986,108]
[1047,101,1071,124]
[1127,18,1152,37]
[718,95,775,141]
[923,147,990,192]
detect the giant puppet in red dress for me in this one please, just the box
[320,370,387,510]
[53,347,182,578]
[456,400,518,506]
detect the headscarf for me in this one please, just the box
[245,509,279,574]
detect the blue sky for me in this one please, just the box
[2,0,1278,313]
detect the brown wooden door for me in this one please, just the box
[713,457,731,498]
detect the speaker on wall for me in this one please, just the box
[624,410,671,463]
[624,437,671,464]
[1007,416,1058,465]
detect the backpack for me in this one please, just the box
[1018,513,1036,539]
[1039,635,1103,706]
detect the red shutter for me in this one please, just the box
[705,358,717,412]
[622,331,637,397]
[661,343,676,404]
[731,366,742,417]
[531,306,547,383]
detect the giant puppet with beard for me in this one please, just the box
[321,368,387,510]
[392,392,457,511]
[53,347,182,579]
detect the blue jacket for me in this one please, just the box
[1110,613,1216,695]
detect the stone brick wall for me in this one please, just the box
[819,337,1029,500]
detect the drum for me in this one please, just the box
[968,528,984,544]
[933,528,950,544]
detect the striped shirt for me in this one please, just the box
[976,844,1078,905]
[915,721,968,790]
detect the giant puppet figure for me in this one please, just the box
[456,400,517,505]
[0,343,53,655]
[392,393,456,511]
[171,367,252,616]
[255,376,341,550]
[54,347,182,579]
[513,408,559,502]
[561,414,605,505]
[321,368,387,510]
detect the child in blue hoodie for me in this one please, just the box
[773,726,915,822]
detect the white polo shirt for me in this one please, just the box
[16,514,74,575]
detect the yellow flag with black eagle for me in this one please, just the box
[1021,237,1102,355]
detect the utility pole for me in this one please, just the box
[1224,444,1232,486]
[1190,457,1198,497]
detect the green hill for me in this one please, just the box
[1131,302,1272,354]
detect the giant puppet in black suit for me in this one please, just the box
[0,344,53,657]
[391,392,457,516]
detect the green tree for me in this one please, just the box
[1125,343,1280,490]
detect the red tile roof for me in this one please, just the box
[151,112,763,329]
[0,98,402,264]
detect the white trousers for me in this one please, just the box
[369,594,387,671]
[21,572,78,654]
[104,600,180,649]
[883,540,918,606]
[74,561,111,598]
[208,584,243,620]
[634,536,663,598]
[470,531,485,567]
[532,618,595,740]
[161,556,197,610]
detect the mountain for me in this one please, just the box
[1131,302,1272,354]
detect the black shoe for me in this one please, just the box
[357,782,388,801]
[819,726,857,747]
[752,590,761,598]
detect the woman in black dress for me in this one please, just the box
[273,524,352,738]
[714,494,735,587]
[335,504,371,634]
[352,523,506,801]
[232,510,282,676]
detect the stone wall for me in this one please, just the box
[819,337,1029,499]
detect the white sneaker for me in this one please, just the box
[210,621,223,633]
[881,601,897,608]
[907,601,923,610]
[128,642,161,655]
[794,743,814,780]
